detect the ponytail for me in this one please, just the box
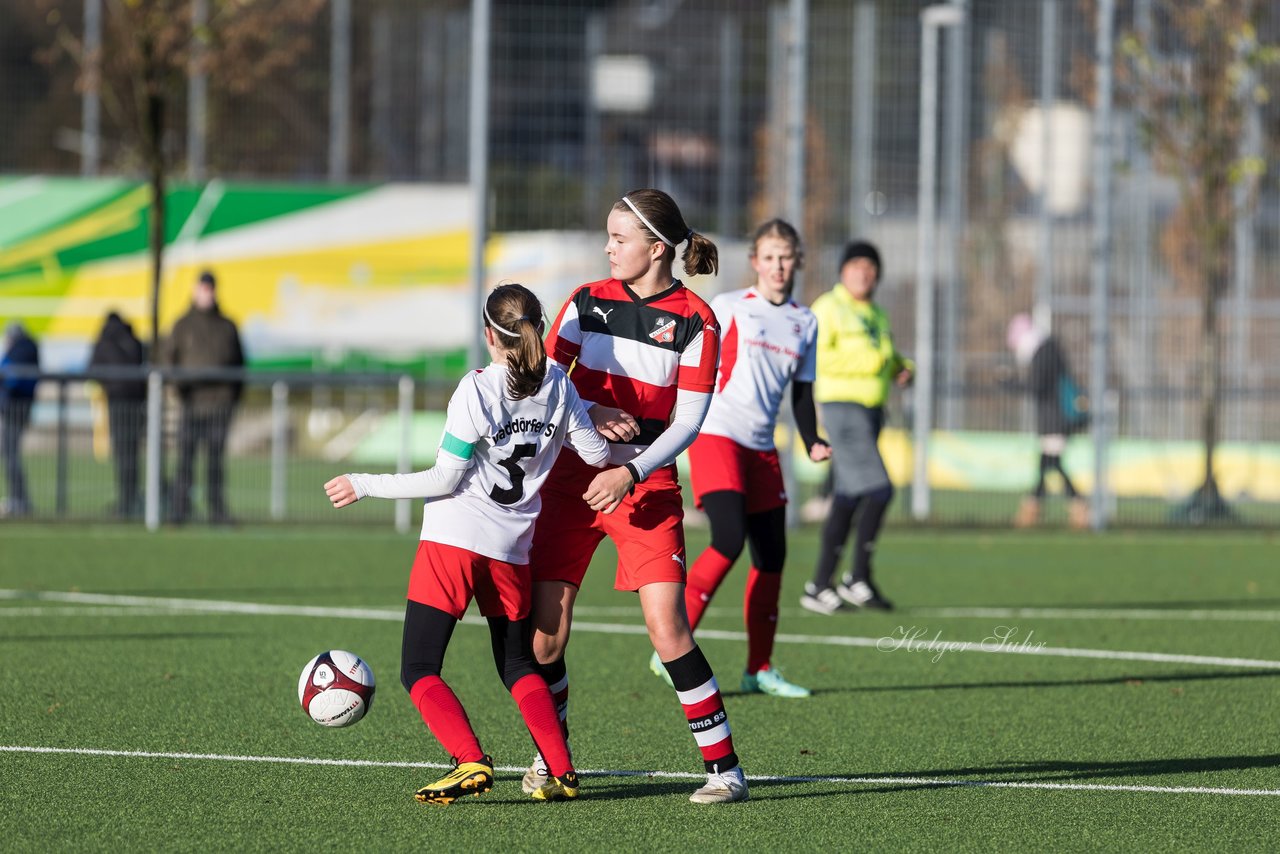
[682,231,719,277]
[484,283,547,400]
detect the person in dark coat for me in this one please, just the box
[161,271,245,524]
[1007,313,1088,529]
[89,312,147,518]
[1,321,40,517]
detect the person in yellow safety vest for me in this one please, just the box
[800,241,913,615]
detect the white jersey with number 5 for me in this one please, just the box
[421,363,608,563]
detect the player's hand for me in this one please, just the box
[324,475,358,509]
[590,405,640,442]
[809,440,833,462]
[583,466,635,515]
[896,367,914,387]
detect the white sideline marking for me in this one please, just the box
[913,607,1280,623]
[5,589,1280,671]
[10,600,1279,624]
[2,745,1277,798]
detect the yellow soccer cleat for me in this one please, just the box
[414,755,495,806]
[531,770,580,802]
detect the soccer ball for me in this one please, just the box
[298,650,376,727]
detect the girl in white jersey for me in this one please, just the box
[658,219,830,699]
[324,284,609,805]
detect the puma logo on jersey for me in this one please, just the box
[671,553,685,570]
[592,306,614,322]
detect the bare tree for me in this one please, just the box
[40,0,324,350]
[1120,1,1278,520]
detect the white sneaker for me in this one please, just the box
[836,579,893,610]
[521,754,549,795]
[799,583,843,615]
[690,764,749,804]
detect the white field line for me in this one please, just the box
[5,591,1274,624]
[4,589,1280,671]
[7,591,1279,625]
[2,745,1277,798]
[912,607,1280,623]
[569,604,1280,624]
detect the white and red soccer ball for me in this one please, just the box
[298,650,376,727]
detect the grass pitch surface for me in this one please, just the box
[2,524,1278,851]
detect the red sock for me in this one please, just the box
[510,674,573,777]
[744,567,782,674]
[685,547,735,631]
[409,675,483,764]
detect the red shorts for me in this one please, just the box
[407,540,530,620]
[688,432,787,514]
[529,454,686,591]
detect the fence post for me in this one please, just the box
[395,375,414,534]
[467,0,492,371]
[81,0,101,176]
[329,0,352,183]
[912,5,965,521]
[1088,0,1116,531]
[271,381,288,521]
[56,379,69,518]
[144,370,163,531]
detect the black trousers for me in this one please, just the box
[108,400,144,515]
[0,400,32,512]
[173,406,233,520]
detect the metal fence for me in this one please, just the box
[3,365,1280,529]
[0,366,458,529]
[2,0,1278,528]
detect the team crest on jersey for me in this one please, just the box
[649,316,677,344]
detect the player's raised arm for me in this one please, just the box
[324,374,483,508]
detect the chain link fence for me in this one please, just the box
[2,0,1278,527]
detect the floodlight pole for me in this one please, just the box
[467,0,491,372]
[911,4,964,522]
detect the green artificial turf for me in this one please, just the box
[1,525,1277,851]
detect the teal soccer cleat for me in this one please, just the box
[741,666,811,698]
[649,650,674,688]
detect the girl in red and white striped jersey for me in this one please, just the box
[525,189,748,804]
[669,219,830,700]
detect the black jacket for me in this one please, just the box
[161,303,245,411]
[89,314,147,401]
[1,329,39,405]
[1029,337,1087,436]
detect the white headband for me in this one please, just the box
[484,303,523,339]
[481,300,540,340]
[622,195,686,248]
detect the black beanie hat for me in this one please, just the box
[839,240,882,281]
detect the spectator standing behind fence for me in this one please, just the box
[161,271,245,525]
[89,312,147,519]
[801,241,913,615]
[1,321,40,518]
[1006,313,1089,530]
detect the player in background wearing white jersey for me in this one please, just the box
[651,219,830,699]
[524,189,748,804]
[324,284,609,805]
